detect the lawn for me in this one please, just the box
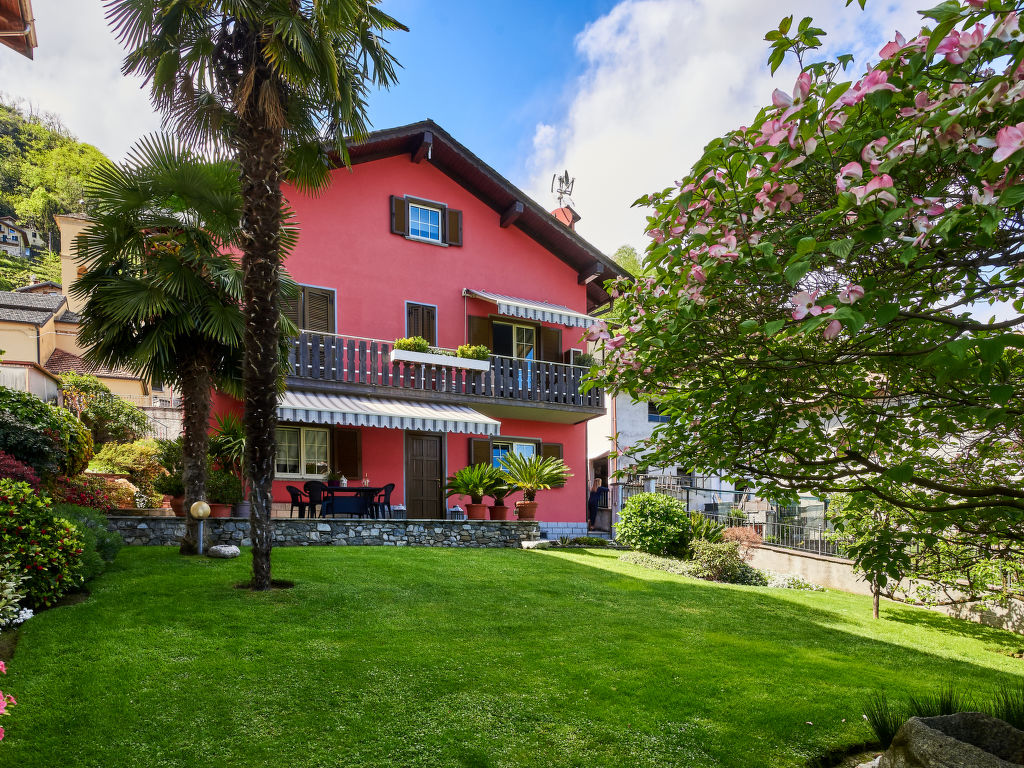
[4,547,1022,768]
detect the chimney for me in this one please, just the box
[550,205,581,232]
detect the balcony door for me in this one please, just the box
[405,432,443,519]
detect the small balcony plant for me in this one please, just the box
[393,336,431,353]
[499,453,572,520]
[445,463,503,520]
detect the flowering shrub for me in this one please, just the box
[616,492,692,557]
[0,452,39,490]
[592,2,1024,607]
[107,478,141,509]
[0,387,92,479]
[51,474,114,513]
[0,480,85,608]
[722,526,764,562]
[0,659,16,741]
[51,504,122,582]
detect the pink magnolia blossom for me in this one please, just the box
[606,335,627,350]
[972,181,998,205]
[584,321,611,343]
[856,174,898,206]
[689,265,706,283]
[936,24,986,65]
[0,661,5,674]
[823,319,843,340]
[993,122,1024,161]
[838,283,865,304]
[647,228,665,244]
[772,71,813,109]
[861,137,889,174]
[839,69,898,106]
[791,290,822,320]
[824,111,848,132]
[993,12,1021,43]
[836,161,863,192]
[879,31,907,60]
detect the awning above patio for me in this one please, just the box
[278,390,501,436]
[462,288,599,328]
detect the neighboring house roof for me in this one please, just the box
[0,0,37,59]
[16,281,61,293]
[56,309,81,323]
[332,120,629,311]
[0,290,66,325]
[44,348,137,381]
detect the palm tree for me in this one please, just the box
[73,135,246,555]
[106,0,405,589]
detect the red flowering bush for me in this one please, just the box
[51,474,115,514]
[722,526,763,562]
[0,480,85,609]
[0,452,39,489]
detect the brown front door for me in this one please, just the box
[405,432,443,519]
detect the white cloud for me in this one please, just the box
[525,0,926,255]
[2,3,162,161]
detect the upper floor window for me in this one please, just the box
[408,204,441,242]
[390,195,463,247]
[283,284,336,333]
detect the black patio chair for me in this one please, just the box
[303,480,327,518]
[372,483,395,519]
[286,486,308,519]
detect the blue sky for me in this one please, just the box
[369,0,620,178]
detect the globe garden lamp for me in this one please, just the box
[190,501,211,555]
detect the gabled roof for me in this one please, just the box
[44,348,137,381]
[0,290,66,325]
[15,281,61,293]
[332,120,628,311]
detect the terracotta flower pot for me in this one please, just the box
[208,503,232,518]
[489,505,511,520]
[170,495,186,517]
[466,503,489,520]
[515,501,538,520]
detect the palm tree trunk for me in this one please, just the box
[179,349,213,555]
[237,121,284,590]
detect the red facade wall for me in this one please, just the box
[210,153,596,522]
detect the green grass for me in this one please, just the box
[4,547,1022,767]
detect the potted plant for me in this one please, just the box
[154,471,186,516]
[445,463,502,520]
[499,453,572,520]
[210,414,249,516]
[391,336,491,372]
[326,471,343,488]
[487,477,514,521]
[206,469,243,518]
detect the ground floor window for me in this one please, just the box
[490,440,537,468]
[276,426,329,477]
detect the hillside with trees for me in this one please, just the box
[0,95,107,254]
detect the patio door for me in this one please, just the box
[405,432,443,519]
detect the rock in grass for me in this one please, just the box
[207,544,240,559]
[880,712,1024,768]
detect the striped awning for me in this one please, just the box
[277,390,500,436]
[463,288,599,328]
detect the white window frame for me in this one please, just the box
[275,425,330,479]
[491,439,538,468]
[407,202,443,244]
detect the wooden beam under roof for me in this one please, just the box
[411,131,432,163]
[500,201,524,229]
[578,262,605,285]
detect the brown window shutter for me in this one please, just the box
[282,291,302,328]
[407,303,421,338]
[390,195,407,235]
[304,288,335,333]
[539,327,561,362]
[332,428,361,480]
[445,208,463,246]
[540,443,563,461]
[423,305,436,345]
[470,438,491,466]
[467,316,491,349]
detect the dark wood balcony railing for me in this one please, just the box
[288,333,604,410]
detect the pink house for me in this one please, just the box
[213,121,624,537]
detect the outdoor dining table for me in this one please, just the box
[320,486,385,519]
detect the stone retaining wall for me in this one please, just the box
[107,516,541,548]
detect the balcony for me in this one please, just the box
[287,332,604,419]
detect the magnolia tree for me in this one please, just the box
[590,1,1024,605]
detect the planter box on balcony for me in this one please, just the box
[390,349,490,371]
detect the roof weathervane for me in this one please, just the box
[551,169,575,208]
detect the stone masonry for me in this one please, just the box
[107,516,541,548]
